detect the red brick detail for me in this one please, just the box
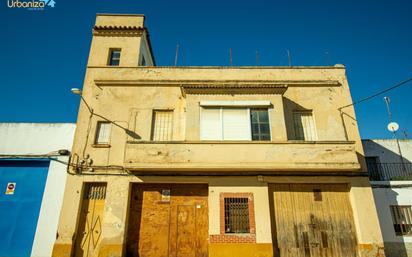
[210,192,256,243]
[209,234,256,243]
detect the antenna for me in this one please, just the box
[174,44,180,66]
[287,49,292,66]
[256,50,260,66]
[229,48,233,66]
[383,96,392,121]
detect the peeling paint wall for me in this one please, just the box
[53,13,384,257]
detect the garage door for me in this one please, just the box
[269,184,358,257]
[0,160,49,257]
[126,184,208,257]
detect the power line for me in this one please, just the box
[338,76,412,110]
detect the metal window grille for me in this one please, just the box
[250,109,271,141]
[390,205,412,235]
[108,49,121,66]
[84,183,107,200]
[151,110,173,141]
[224,197,250,233]
[95,122,111,144]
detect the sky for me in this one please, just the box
[1,0,411,139]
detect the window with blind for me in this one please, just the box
[390,205,412,236]
[151,110,173,141]
[200,107,270,141]
[95,121,111,144]
[224,197,250,233]
[293,111,317,140]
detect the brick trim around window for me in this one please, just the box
[210,192,256,243]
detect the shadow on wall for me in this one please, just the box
[282,97,311,140]
[363,139,411,164]
[372,186,409,257]
[364,140,412,257]
[363,140,412,181]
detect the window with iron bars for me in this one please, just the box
[390,205,412,236]
[224,197,250,233]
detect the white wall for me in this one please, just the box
[0,123,76,257]
[0,123,75,156]
[371,181,412,243]
[362,139,412,163]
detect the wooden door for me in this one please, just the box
[269,184,357,257]
[126,184,208,257]
[74,183,106,257]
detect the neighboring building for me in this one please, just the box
[0,123,75,257]
[363,139,412,257]
[53,14,385,257]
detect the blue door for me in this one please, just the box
[0,160,49,257]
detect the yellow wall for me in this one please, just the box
[53,13,384,257]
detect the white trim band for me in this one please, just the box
[199,100,271,107]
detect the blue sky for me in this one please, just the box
[1,0,411,139]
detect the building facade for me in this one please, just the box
[53,14,385,257]
[0,123,75,257]
[363,139,412,257]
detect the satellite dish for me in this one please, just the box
[387,122,399,132]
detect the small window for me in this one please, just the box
[366,156,381,170]
[151,110,173,141]
[224,197,250,233]
[250,109,271,141]
[108,49,121,66]
[95,122,111,145]
[293,111,317,140]
[390,205,412,236]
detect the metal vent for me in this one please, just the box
[84,183,107,200]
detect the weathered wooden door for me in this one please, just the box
[269,184,357,257]
[74,183,106,257]
[126,184,208,257]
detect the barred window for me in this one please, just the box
[224,197,250,233]
[151,110,173,141]
[390,205,412,236]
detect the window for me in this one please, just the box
[151,110,173,141]
[251,109,270,140]
[293,111,317,140]
[390,205,412,236]
[224,197,250,233]
[200,107,270,141]
[108,49,121,66]
[95,122,111,145]
[366,156,381,171]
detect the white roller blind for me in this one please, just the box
[200,108,222,140]
[152,110,173,141]
[96,122,111,144]
[200,108,251,140]
[222,108,251,140]
[293,111,317,140]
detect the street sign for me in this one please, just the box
[5,183,16,195]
